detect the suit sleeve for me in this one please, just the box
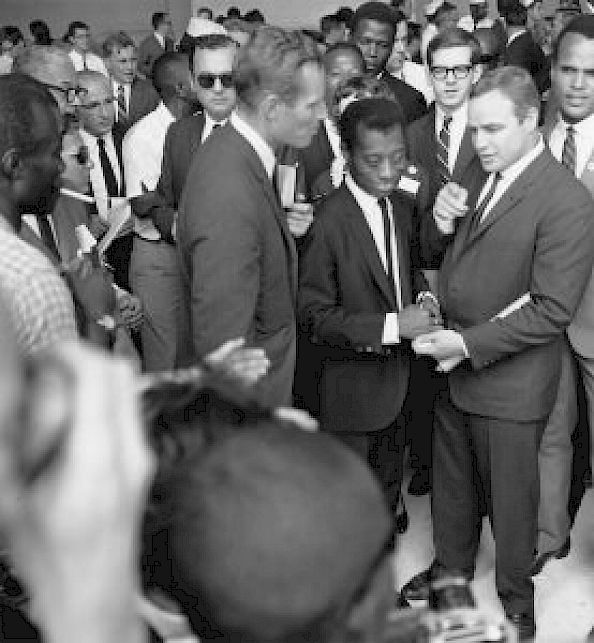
[298,216,387,351]
[183,173,263,358]
[462,190,594,369]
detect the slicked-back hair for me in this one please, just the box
[152,11,168,30]
[0,73,59,160]
[339,96,405,155]
[352,2,397,40]
[65,20,89,41]
[195,33,237,52]
[323,41,365,67]
[471,65,539,122]
[102,30,135,58]
[152,52,190,100]
[552,14,594,62]
[427,27,482,67]
[233,26,320,110]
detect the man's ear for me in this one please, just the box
[260,92,284,125]
[1,149,22,181]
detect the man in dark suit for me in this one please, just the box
[103,31,160,144]
[298,97,438,517]
[405,27,484,495]
[177,27,326,406]
[137,12,174,79]
[501,1,549,93]
[351,2,428,124]
[403,67,594,639]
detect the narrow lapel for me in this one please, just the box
[464,151,547,247]
[579,148,594,197]
[343,187,398,308]
[452,128,475,181]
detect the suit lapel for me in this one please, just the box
[579,147,594,197]
[343,187,398,308]
[390,194,412,307]
[465,151,547,247]
[452,128,475,181]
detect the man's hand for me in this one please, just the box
[398,304,443,340]
[0,342,153,643]
[64,255,117,322]
[116,292,144,331]
[433,182,468,235]
[412,329,468,364]
[286,202,314,238]
[204,337,270,387]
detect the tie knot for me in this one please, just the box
[97,136,106,149]
[566,125,575,136]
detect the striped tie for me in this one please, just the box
[472,172,502,229]
[437,115,452,185]
[116,84,128,124]
[561,125,576,175]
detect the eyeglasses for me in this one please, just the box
[66,146,90,165]
[41,83,86,104]
[78,97,118,110]
[430,65,473,80]
[196,73,234,89]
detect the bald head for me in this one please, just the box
[76,70,115,136]
[165,425,392,642]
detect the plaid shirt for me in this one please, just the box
[0,217,77,355]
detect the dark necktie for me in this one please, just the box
[116,84,128,124]
[472,172,502,229]
[36,214,60,261]
[561,125,576,175]
[437,115,452,186]
[379,197,397,303]
[97,137,119,197]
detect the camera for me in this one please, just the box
[385,576,513,642]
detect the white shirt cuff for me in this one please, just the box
[382,312,400,344]
[434,207,456,235]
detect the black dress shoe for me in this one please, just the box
[530,536,570,576]
[401,566,434,602]
[407,468,432,496]
[507,613,535,640]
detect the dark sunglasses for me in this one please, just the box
[67,146,90,165]
[196,73,234,89]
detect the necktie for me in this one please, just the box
[116,84,128,124]
[379,198,397,305]
[36,214,60,261]
[82,54,88,70]
[437,115,452,186]
[472,172,502,229]
[97,137,119,197]
[561,125,576,175]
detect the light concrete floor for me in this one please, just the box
[394,472,594,642]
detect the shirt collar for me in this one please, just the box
[230,111,276,179]
[507,28,526,45]
[436,102,468,128]
[557,112,594,138]
[155,101,175,126]
[204,111,229,132]
[500,136,545,181]
[345,173,383,211]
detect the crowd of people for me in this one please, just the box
[0,0,593,641]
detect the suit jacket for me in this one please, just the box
[298,184,424,433]
[407,106,484,268]
[177,124,298,407]
[297,123,335,199]
[136,34,173,78]
[504,31,549,93]
[381,71,428,124]
[113,78,160,144]
[541,125,594,358]
[437,149,594,421]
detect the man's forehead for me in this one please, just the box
[81,78,111,99]
[325,50,363,71]
[356,18,393,38]
[112,46,136,59]
[556,33,594,63]
[356,122,404,149]
[194,47,235,72]
[432,45,473,64]
[469,90,515,121]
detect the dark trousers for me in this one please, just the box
[332,419,405,511]
[106,232,133,291]
[432,388,545,617]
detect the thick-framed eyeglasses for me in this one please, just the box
[79,97,118,110]
[430,65,473,80]
[41,83,86,104]
[196,73,234,89]
[67,145,90,166]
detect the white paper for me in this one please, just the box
[97,197,132,255]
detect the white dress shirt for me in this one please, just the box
[201,112,230,143]
[477,137,545,222]
[230,111,276,179]
[79,129,123,221]
[548,113,594,178]
[112,80,131,122]
[345,175,403,344]
[435,102,468,175]
[123,102,175,240]
[323,118,342,159]
[69,49,108,75]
